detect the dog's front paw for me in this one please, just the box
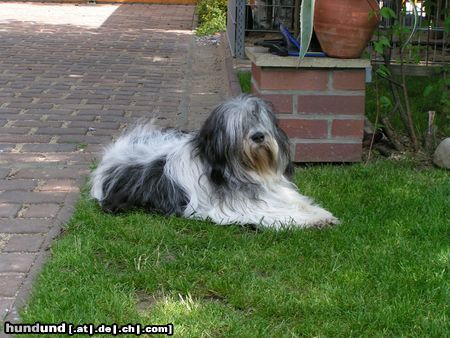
[309,216,340,228]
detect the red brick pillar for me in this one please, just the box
[246,47,370,162]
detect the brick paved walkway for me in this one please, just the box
[0,3,227,324]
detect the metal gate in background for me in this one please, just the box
[228,0,448,64]
[227,0,246,58]
[227,0,297,58]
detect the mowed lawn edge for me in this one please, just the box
[17,160,449,337]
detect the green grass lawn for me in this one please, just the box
[237,71,252,94]
[18,160,449,337]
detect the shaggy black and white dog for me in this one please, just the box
[91,95,338,229]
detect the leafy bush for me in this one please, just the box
[366,74,450,138]
[196,0,227,36]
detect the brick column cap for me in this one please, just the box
[246,47,370,69]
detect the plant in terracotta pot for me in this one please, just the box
[298,0,416,59]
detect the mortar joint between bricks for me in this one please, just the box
[49,136,58,144]
[40,115,48,121]
[0,272,26,277]
[119,122,128,131]
[292,95,298,115]
[17,205,29,218]
[7,168,18,178]
[327,120,332,139]
[289,142,296,159]
[61,122,70,128]
[327,71,333,91]
[28,128,38,135]
[3,121,14,128]
[12,144,24,153]
[34,180,45,192]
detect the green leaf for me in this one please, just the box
[379,36,391,47]
[423,84,434,97]
[373,36,391,54]
[380,95,393,109]
[376,64,391,77]
[299,0,315,60]
[380,7,397,19]
[373,41,384,54]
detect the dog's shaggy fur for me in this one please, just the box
[91,95,338,229]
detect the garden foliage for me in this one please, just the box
[196,0,227,36]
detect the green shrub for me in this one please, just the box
[196,0,227,36]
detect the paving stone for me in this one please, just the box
[0,275,24,297]
[14,168,88,179]
[0,253,36,273]
[0,219,51,234]
[25,109,72,115]
[0,169,11,179]
[4,234,45,252]
[21,144,78,152]
[0,297,14,320]
[69,121,120,129]
[89,129,117,136]
[46,115,95,122]
[0,144,14,152]
[11,120,63,128]
[57,135,112,144]
[84,144,104,153]
[0,154,50,164]
[35,127,88,135]
[0,127,30,135]
[38,179,80,192]
[23,204,60,218]
[0,135,52,143]
[0,191,66,204]
[0,180,38,191]
[1,114,42,121]
[0,204,21,218]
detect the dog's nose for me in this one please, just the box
[251,132,265,143]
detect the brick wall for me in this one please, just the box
[251,64,366,162]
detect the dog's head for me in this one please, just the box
[194,95,293,188]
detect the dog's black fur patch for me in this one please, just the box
[100,156,188,216]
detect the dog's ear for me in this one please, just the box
[210,162,227,186]
[194,105,229,187]
[274,123,295,177]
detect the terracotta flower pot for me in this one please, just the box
[314,0,380,58]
